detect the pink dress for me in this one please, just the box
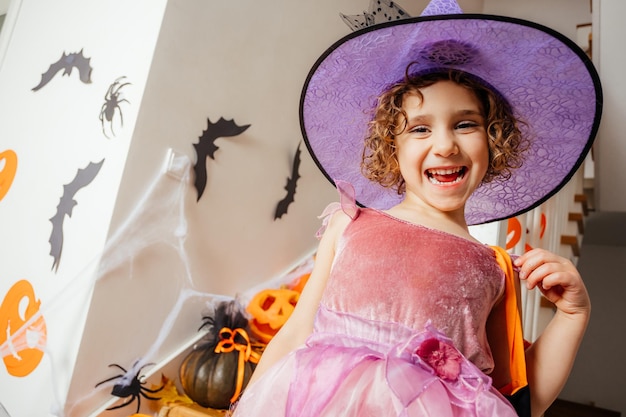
[233,185,518,417]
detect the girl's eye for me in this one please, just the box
[409,125,429,134]
[456,121,480,130]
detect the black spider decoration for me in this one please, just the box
[99,76,131,138]
[95,362,163,413]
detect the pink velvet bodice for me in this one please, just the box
[319,208,505,373]
[233,185,519,417]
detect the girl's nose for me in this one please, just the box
[432,130,459,157]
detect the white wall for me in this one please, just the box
[593,0,626,212]
[483,0,591,40]
[0,0,167,415]
[0,0,9,15]
[0,0,10,39]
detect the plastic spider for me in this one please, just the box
[99,76,130,138]
[95,362,163,413]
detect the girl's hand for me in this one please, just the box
[514,248,590,316]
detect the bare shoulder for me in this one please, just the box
[325,209,353,234]
[316,208,354,254]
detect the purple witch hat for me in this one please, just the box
[300,0,602,225]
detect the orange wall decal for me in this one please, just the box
[0,150,17,202]
[506,213,547,253]
[0,280,47,377]
[506,217,522,250]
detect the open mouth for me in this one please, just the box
[426,167,467,185]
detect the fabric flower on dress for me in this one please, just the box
[416,338,462,381]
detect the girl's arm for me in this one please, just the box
[246,210,352,387]
[514,248,591,417]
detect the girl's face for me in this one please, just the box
[394,80,489,218]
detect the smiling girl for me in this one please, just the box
[232,0,601,416]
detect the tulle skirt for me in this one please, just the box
[233,307,517,417]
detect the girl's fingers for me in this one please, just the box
[513,248,590,314]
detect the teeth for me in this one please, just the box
[426,167,465,185]
[427,167,463,175]
[429,176,462,185]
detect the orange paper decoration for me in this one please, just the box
[0,149,17,202]
[0,280,47,377]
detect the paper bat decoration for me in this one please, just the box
[340,0,410,31]
[32,49,93,91]
[193,117,250,201]
[274,142,302,220]
[49,159,105,272]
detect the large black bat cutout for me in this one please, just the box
[274,142,302,220]
[340,0,410,31]
[32,49,93,92]
[49,159,104,272]
[193,117,250,201]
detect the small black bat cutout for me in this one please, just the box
[49,159,104,272]
[193,117,250,201]
[274,142,302,219]
[32,49,93,91]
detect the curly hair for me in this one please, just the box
[361,67,527,194]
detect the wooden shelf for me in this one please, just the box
[574,194,589,216]
[561,235,580,257]
[568,212,585,234]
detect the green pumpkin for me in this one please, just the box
[179,300,257,409]
[180,346,254,409]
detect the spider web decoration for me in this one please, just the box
[6,152,231,416]
[340,0,411,31]
[0,402,10,417]
[2,147,317,415]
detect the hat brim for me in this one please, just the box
[300,14,602,225]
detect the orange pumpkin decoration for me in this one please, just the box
[246,289,299,343]
[0,279,47,377]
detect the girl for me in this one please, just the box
[233,1,601,416]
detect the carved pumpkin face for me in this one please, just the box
[246,289,299,343]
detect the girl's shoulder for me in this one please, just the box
[316,180,360,239]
